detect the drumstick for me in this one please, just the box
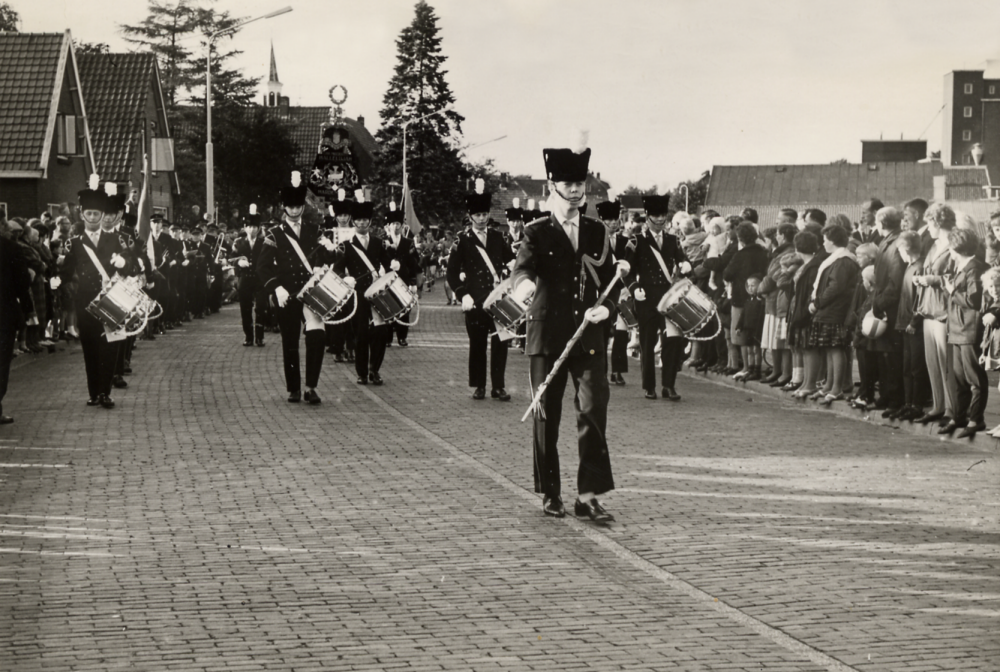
[521,265,626,423]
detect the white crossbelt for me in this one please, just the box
[82,243,112,284]
[475,245,500,285]
[285,229,313,274]
[649,244,673,284]
[353,239,379,277]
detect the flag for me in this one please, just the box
[135,152,154,266]
[402,175,422,235]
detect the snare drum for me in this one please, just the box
[364,271,416,323]
[87,279,146,331]
[656,279,717,336]
[484,277,530,331]
[298,268,354,320]
[616,297,639,330]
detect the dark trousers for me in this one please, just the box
[464,307,508,389]
[387,313,410,344]
[876,331,905,409]
[327,320,355,354]
[856,346,878,402]
[638,316,685,390]
[948,343,989,425]
[611,329,629,374]
[276,300,326,391]
[902,329,930,408]
[238,284,268,342]
[529,351,614,498]
[353,300,387,378]
[77,311,119,399]
[114,335,135,376]
[0,327,14,416]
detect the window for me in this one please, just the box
[0,203,7,220]
[991,85,997,96]
[963,130,972,141]
[964,83,974,94]
[964,106,973,118]
[55,114,84,155]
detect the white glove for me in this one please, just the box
[148,282,155,289]
[182,260,190,267]
[138,257,146,271]
[169,260,177,267]
[507,259,515,271]
[584,305,610,323]
[111,253,126,269]
[616,260,631,277]
[409,285,418,295]
[390,259,401,272]
[344,276,356,289]
[678,261,692,274]
[49,277,62,290]
[634,288,647,302]
[238,259,250,268]
[459,272,467,282]
[321,237,336,252]
[274,286,290,307]
[462,294,475,311]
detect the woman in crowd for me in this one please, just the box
[807,224,859,404]
[912,202,956,425]
[787,231,826,398]
[758,223,797,386]
[895,230,928,421]
[723,221,769,380]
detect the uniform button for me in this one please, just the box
[590,349,595,355]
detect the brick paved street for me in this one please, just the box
[0,289,997,672]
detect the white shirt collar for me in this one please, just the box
[554,212,579,227]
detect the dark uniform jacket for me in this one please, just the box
[230,233,266,281]
[511,214,616,357]
[447,227,514,308]
[257,220,329,297]
[624,229,689,315]
[384,233,421,286]
[0,236,33,332]
[59,230,135,311]
[333,233,391,298]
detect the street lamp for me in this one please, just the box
[678,183,689,213]
[205,5,292,221]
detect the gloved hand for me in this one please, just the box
[169,260,177,267]
[462,294,475,311]
[49,277,62,290]
[182,260,189,267]
[27,268,36,282]
[584,305,610,323]
[619,288,630,303]
[148,282,155,289]
[408,285,418,295]
[459,272,467,282]
[616,260,631,277]
[984,313,997,327]
[344,276,356,289]
[111,253,126,269]
[390,259,401,272]
[138,258,146,271]
[634,288,647,302]
[320,237,336,252]
[678,261,692,274]
[238,259,250,268]
[274,286,290,307]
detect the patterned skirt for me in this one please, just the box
[805,321,851,349]
[762,313,788,350]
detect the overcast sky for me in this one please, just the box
[15,0,1000,192]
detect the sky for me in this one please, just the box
[13,0,1000,193]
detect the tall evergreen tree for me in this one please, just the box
[119,0,201,110]
[373,1,467,227]
[0,2,19,31]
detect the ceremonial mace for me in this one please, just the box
[520,262,629,422]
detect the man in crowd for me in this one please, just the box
[230,204,268,347]
[0,218,34,424]
[384,203,420,348]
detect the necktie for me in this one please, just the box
[564,221,577,251]
[89,231,100,247]
[655,234,662,249]
[360,235,368,249]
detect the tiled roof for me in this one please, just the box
[706,163,943,208]
[0,32,67,173]
[944,166,991,200]
[258,106,378,172]
[78,52,156,183]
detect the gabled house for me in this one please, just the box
[0,31,95,219]
[78,52,179,221]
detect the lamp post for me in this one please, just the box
[205,5,292,221]
[678,183,689,213]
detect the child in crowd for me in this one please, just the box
[849,265,877,408]
[980,268,1000,436]
[941,228,990,438]
[734,274,766,380]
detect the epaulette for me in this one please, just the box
[526,216,549,227]
[626,239,637,252]
[263,233,278,248]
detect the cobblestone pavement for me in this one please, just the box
[0,289,997,672]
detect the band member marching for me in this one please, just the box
[59,175,137,409]
[446,179,515,401]
[325,190,357,362]
[230,204,269,347]
[384,202,420,348]
[511,135,622,523]
[333,191,394,386]
[257,171,336,404]
[596,197,631,385]
[625,194,693,400]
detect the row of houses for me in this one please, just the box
[0,31,177,221]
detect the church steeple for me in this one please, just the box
[266,42,283,107]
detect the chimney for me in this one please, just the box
[357,114,365,128]
[596,172,601,179]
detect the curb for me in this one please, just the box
[679,367,999,449]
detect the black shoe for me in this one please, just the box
[613,373,626,386]
[112,375,128,389]
[99,394,115,409]
[492,388,511,401]
[938,421,960,435]
[574,497,614,523]
[956,422,985,439]
[663,387,681,401]
[255,339,264,347]
[370,372,383,386]
[243,339,254,347]
[356,376,368,385]
[288,390,301,403]
[0,415,12,425]
[87,397,100,407]
[644,389,657,400]
[123,366,132,375]
[334,353,345,363]
[398,339,408,347]
[542,495,566,518]
[881,407,901,419]
[346,350,355,362]
[916,411,944,425]
[472,387,486,400]
[304,389,321,405]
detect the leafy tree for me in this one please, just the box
[0,2,19,31]
[373,1,468,227]
[74,41,111,55]
[621,184,659,196]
